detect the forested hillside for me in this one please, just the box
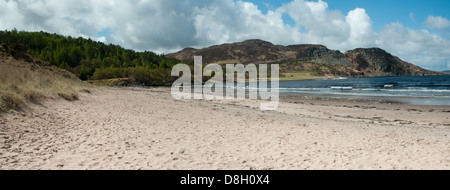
[0,30,181,85]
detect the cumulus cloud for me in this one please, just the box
[345,8,375,48]
[377,22,450,71]
[0,0,449,70]
[425,15,450,30]
[278,0,350,48]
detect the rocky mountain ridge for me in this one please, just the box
[167,39,443,77]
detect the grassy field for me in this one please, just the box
[279,71,328,81]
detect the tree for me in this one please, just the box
[0,30,181,85]
[79,64,89,80]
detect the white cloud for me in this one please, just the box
[0,0,24,29]
[425,15,450,30]
[377,22,450,70]
[0,0,449,70]
[277,0,351,49]
[345,8,375,48]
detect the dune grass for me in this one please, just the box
[0,63,88,112]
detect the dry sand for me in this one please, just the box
[0,87,449,170]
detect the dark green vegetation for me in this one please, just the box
[0,29,181,85]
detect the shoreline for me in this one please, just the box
[1,87,449,170]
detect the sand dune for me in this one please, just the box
[1,87,449,170]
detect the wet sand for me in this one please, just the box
[0,87,449,170]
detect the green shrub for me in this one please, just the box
[92,67,175,86]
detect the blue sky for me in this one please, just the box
[1,0,450,71]
[248,0,450,32]
[328,0,450,30]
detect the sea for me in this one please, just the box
[278,75,450,105]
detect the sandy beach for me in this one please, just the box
[0,87,449,170]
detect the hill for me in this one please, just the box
[0,43,89,112]
[0,30,179,85]
[168,39,443,78]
